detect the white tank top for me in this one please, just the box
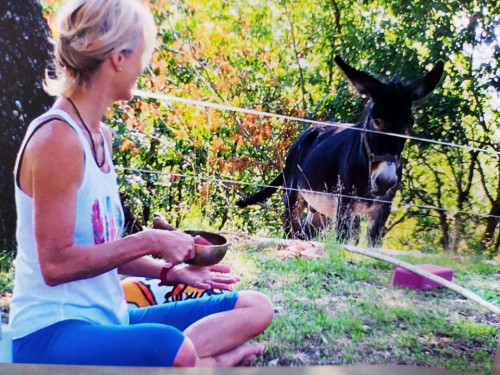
[10,108,129,339]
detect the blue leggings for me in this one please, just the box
[13,292,238,367]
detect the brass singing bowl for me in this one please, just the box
[184,230,228,267]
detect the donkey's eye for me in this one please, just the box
[372,118,384,130]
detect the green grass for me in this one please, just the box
[0,234,498,372]
[226,236,500,373]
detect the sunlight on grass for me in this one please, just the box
[228,233,500,373]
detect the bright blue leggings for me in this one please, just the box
[12,292,238,367]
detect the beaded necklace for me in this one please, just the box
[66,97,105,168]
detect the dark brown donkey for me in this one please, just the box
[237,56,444,246]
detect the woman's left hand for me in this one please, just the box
[167,264,240,290]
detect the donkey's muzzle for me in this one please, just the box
[371,160,398,196]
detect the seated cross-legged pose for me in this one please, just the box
[10,0,273,367]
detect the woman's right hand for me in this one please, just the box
[143,229,195,265]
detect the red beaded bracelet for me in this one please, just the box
[159,263,175,285]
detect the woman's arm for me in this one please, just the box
[22,120,194,286]
[118,256,164,279]
[120,256,241,290]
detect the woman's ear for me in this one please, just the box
[109,52,125,72]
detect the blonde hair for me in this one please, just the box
[45,0,156,97]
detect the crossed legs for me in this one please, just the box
[176,290,273,367]
[12,291,273,367]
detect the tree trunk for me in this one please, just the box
[483,205,500,245]
[481,157,500,248]
[0,1,54,255]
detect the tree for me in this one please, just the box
[0,1,53,258]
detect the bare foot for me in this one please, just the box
[236,353,258,366]
[198,344,264,367]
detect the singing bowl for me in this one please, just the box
[184,230,228,266]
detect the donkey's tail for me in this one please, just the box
[236,172,284,208]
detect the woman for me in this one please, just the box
[10,0,273,367]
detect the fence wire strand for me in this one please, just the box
[120,167,500,221]
[132,89,500,157]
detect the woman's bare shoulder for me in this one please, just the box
[24,118,84,179]
[20,118,85,196]
[27,118,83,155]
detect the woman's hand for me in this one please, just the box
[144,229,195,265]
[167,264,240,290]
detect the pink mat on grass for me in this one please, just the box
[391,263,454,290]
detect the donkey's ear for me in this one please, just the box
[334,56,384,98]
[408,61,444,101]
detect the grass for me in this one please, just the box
[0,234,498,372]
[224,236,500,374]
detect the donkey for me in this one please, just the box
[237,56,444,246]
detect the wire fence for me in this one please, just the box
[120,166,500,221]
[132,89,500,157]
[127,89,500,220]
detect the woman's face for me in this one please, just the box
[115,32,147,101]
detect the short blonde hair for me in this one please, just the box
[45,0,156,97]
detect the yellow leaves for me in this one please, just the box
[105,107,115,121]
[216,75,241,92]
[169,39,194,64]
[205,108,222,131]
[152,51,162,63]
[183,83,201,100]
[125,118,135,130]
[216,77,232,92]
[239,19,250,37]
[134,101,162,118]
[240,44,251,57]
[219,60,234,73]
[151,73,167,91]
[166,108,184,128]
[209,155,254,174]
[229,76,241,86]
[171,39,183,52]
[258,51,271,64]
[294,109,306,118]
[119,139,140,155]
[240,112,272,146]
[155,58,169,77]
[173,127,189,140]
[119,139,133,152]
[234,134,246,148]
[212,54,240,92]
[211,137,225,154]
[222,156,252,174]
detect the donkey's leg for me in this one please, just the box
[303,208,329,239]
[351,215,361,245]
[367,203,391,247]
[335,198,354,242]
[284,190,306,239]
